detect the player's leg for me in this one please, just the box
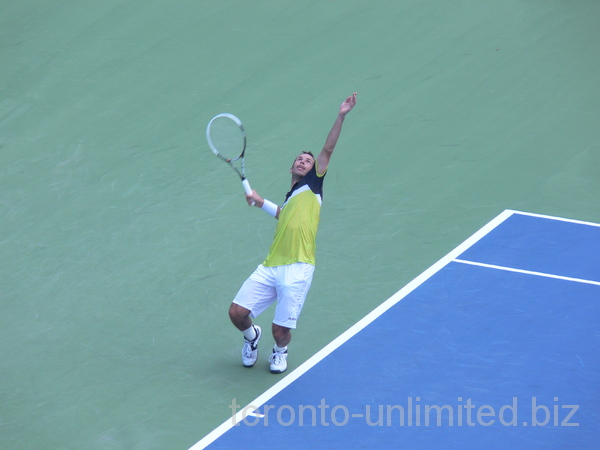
[269,263,315,374]
[229,297,261,346]
[271,323,292,347]
[228,303,253,331]
[269,324,291,374]
[230,265,277,367]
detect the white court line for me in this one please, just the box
[455,209,600,286]
[453,259,600,287]
[190,209,516,449]
[507,209,600,228]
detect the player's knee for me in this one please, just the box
[229,303,249,321]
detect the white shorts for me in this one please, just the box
[233,263,315,329]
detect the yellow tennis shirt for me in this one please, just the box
[263,166,325,267]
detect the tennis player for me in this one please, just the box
[228,93,357,374]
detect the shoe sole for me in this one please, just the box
[243,354,257,368]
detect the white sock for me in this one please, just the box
[273,344,287,353]
[243,326,257,341]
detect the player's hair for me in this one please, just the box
[291,151,315,168]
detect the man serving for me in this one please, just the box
[228,93,357,374]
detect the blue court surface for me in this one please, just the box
[195,210,600,449]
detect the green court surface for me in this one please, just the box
[1,1,599,448]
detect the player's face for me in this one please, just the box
[290,153,315,177]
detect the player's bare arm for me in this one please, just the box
[316,92,357,176]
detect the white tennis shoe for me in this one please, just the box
[268,349,288,374]
[242,325,261,368]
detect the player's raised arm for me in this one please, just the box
[316,92,357,176]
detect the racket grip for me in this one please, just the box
[242,178,256,205]
[242,178,252,195]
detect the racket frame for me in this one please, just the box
[206,113,253,196]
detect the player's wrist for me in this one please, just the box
[261,199,278,217]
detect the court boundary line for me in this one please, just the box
[454,209,600,286]
[509,209,600,228]
[453,259,600,286]
[190,208,599,449]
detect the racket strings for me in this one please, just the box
[208,117,245,161]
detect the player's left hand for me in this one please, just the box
[340,92,357,116]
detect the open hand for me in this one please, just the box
[340,92,357,116]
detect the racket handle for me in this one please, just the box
[242,178,256,205]
[242,178,252,195]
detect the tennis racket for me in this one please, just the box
[206,113,253,198]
